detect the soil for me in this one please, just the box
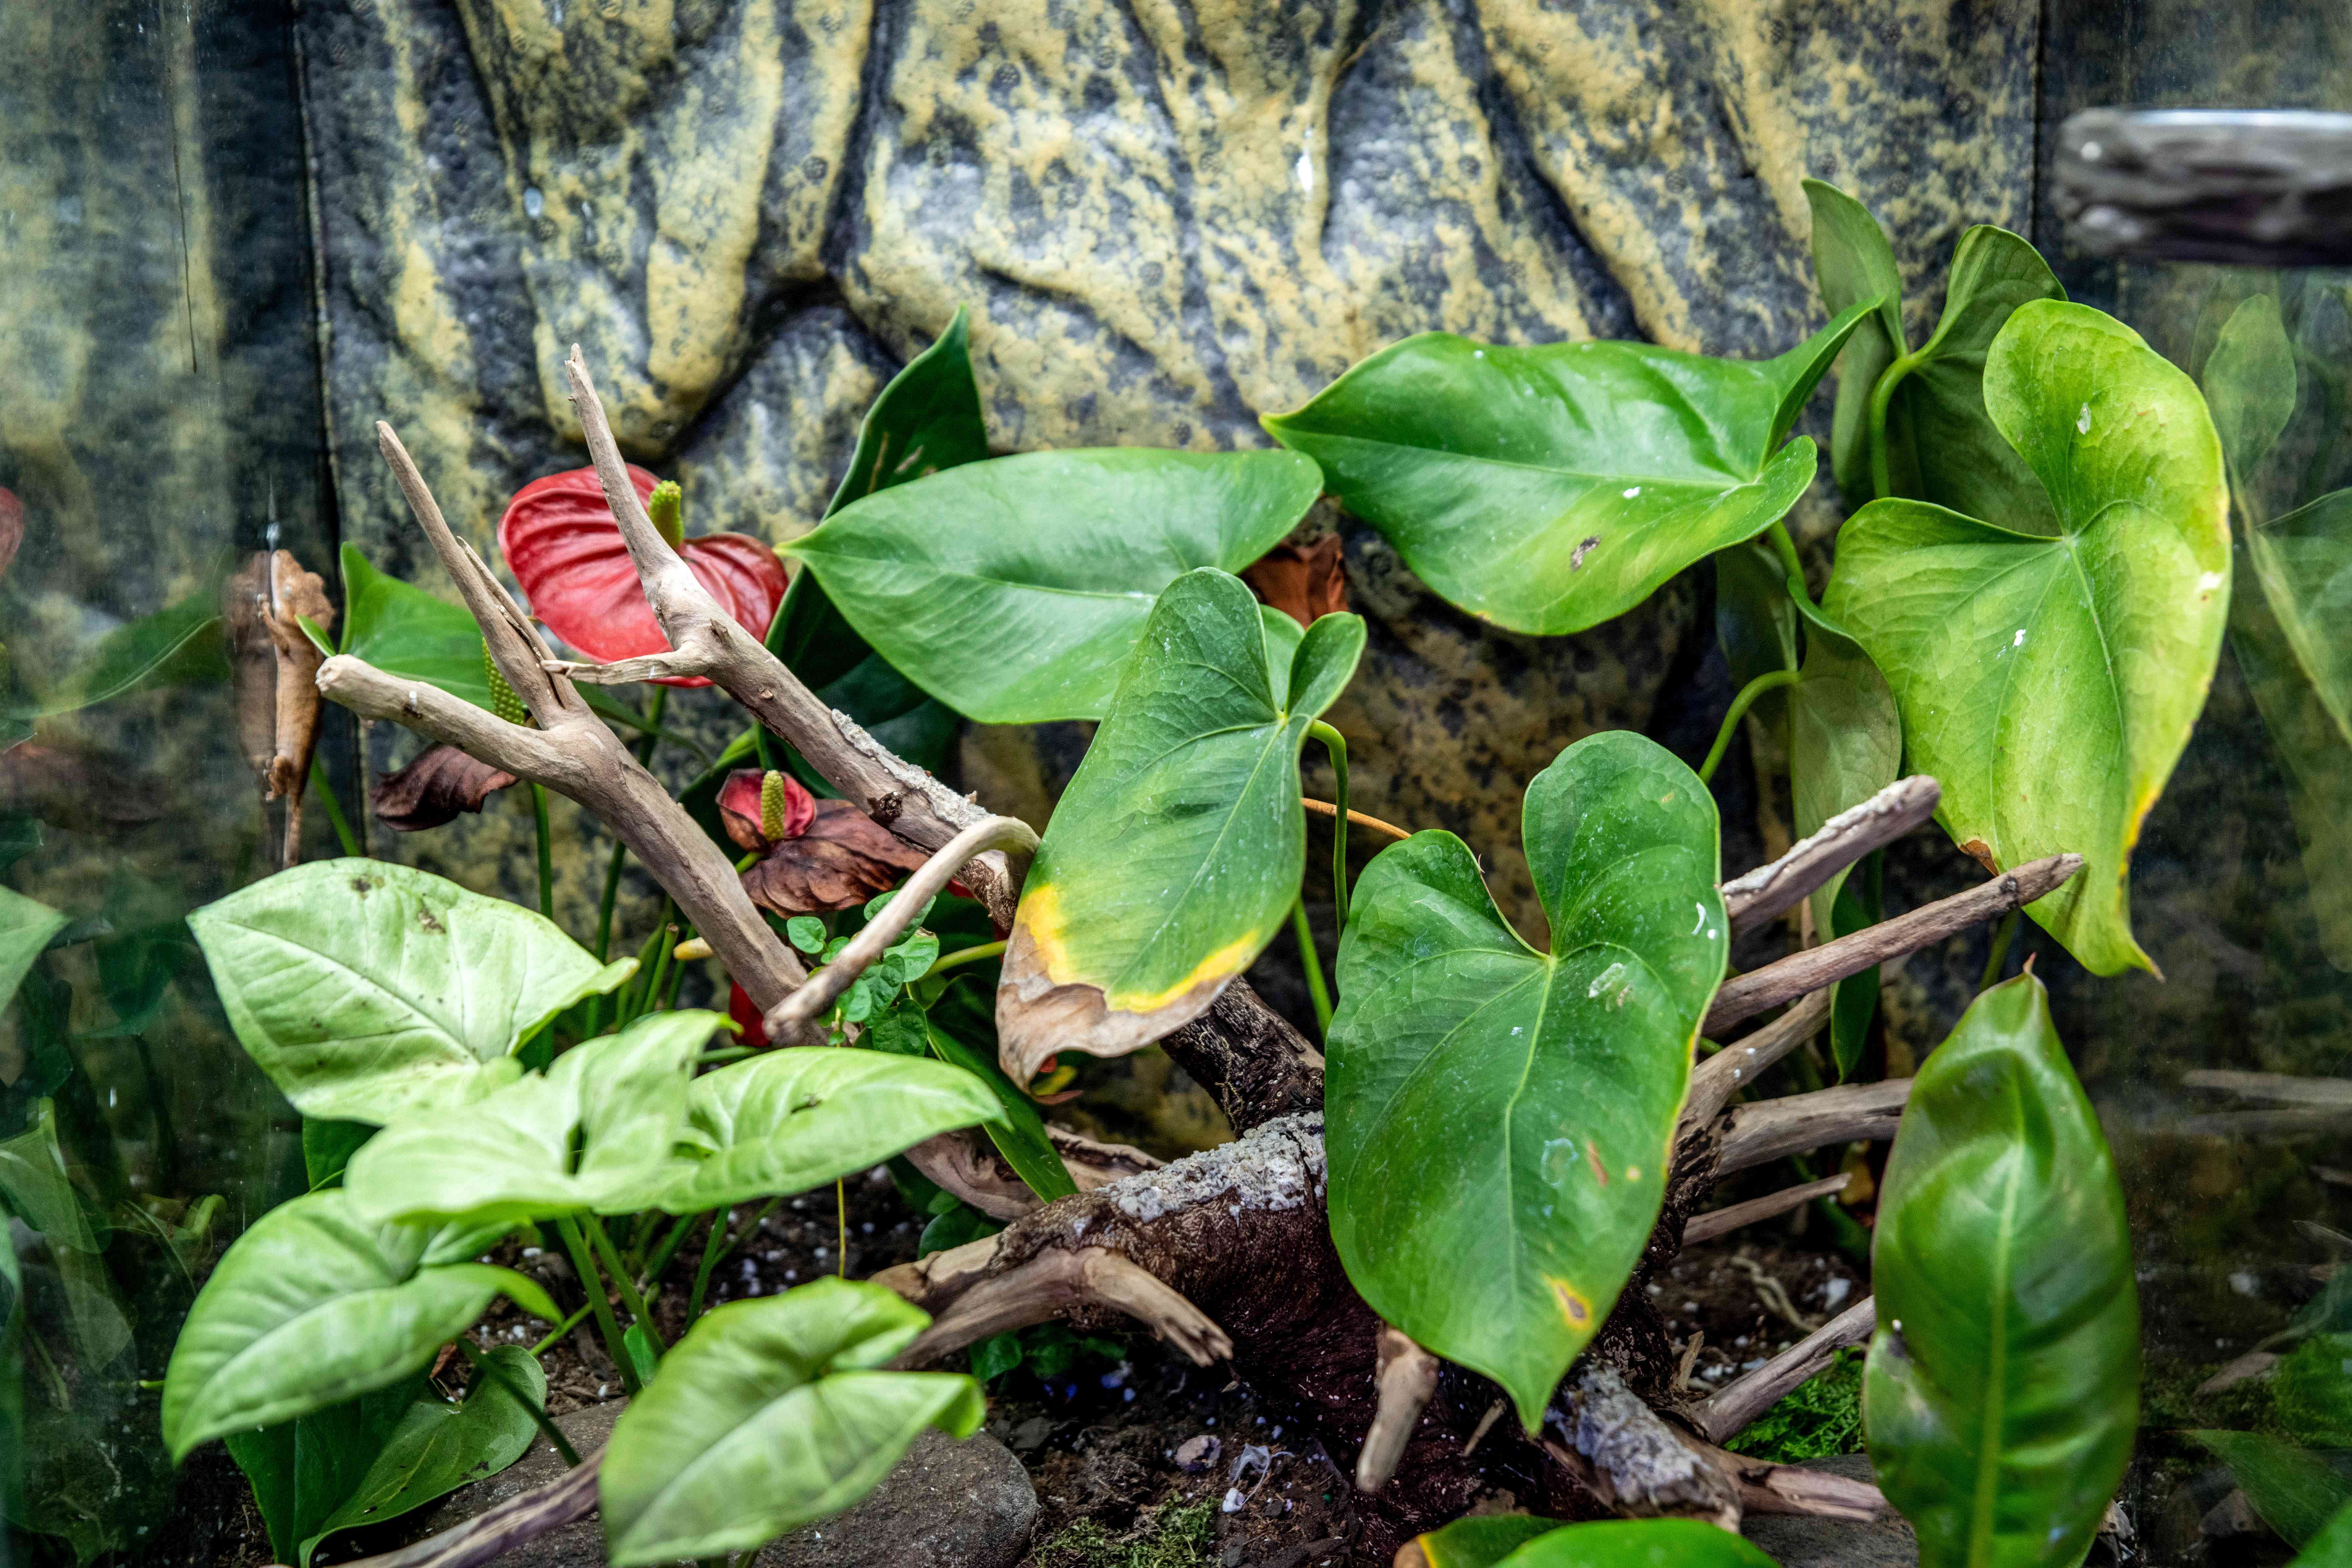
[146,1142,1876,1568]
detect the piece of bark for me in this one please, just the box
[372,745,519,831]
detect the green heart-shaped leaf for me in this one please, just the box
[782,449,1323,723]
[1327,730,1726,1428]
[1865,973,2138,1568]
[1497,1520,1780,1567]
[302,1347,544,1564]
[12,594,226,718]
[1804,178,1908,507]
[339,546,499,712]
[2202,292,2301,487]
[1259,302,1871,635]
[162,1190,557,1459]
[187,858,635,1124]
[0,886,66,1015]
[599,1278,983,1565]
[1878,225,2067,531]
[1405,1513,1566,1568]
[1823,301,2230,976]
[0,1099,98,1252]
[664,1045,1000,1212]
[997,569,1365,1077]
[226,1376,424,1567]
[343,1010,716,1228]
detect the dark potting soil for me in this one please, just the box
[145,1162,1871,1568]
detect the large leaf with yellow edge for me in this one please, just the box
[994,570,1363,1079]
[1824,301,2229,977]
[1326,731,1727,1429]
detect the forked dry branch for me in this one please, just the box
[313,358,2086,1564]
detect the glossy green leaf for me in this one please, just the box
[1864,973,2138,1568]
[339,545,498,711]
[1497,1519,1782,1568]
[1327,731,1726,1428]
[1826,866,1881,1082]
[1260,301,1870,636]
[599,1278,984,1564]
[2294,1500,2352,1566]
[162,1189,557,1458]
[1877,226,2068,531]
[998,570,1365,1075]
[921,983,1079,1201]
[226,1376,423,1568]
[0,886,65,1014]
[187,858,636,1124]
[1714,540,1800,706]
[2245,488,2352,747]
[1784,597,1899,1079]
[825,304,992,519]
[13,594,227,718]
[2194,1431,2352,1551]
[344,1010,717,1228]
[1805,179,1907,507]
[0,1099,98,1252]
[1824,301,2230,976]
[1407,1513,1565,1568]
[305,1347,544,1562]
[663,1045,998,1212]
[783,449,1322,723]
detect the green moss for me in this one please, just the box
[1723,1348,1865,1464]
[1027,1496,1217,1568]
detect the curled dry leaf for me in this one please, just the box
[739,798,931,916]
[498,465,787,688]
[716,767,817,852]
[371,745,520,832]
[1241,534,1348,629]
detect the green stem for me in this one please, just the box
[1308,721,1351,927]
[1291,896,1332,1037]
[1864,350,1923,503]
[531,784,555,919]
[1978,909,2021,992]
[836,1179,848,1279]
[686,1198,782,1331]
[455,1337,580,1467]
[922,940,1006,979]
[595,688,668,962]
[307,758,362,859]
[1698,669,1806,785]
[1766,520,1810,603]
[752,722,780,776]
[584,1215,665,1354]
[642,911,680,1018]
[529,1302,593,1357]
[556,1216,640,1396]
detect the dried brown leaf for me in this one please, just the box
[371,744,519,832]
[738,798,930,915]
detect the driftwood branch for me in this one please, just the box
[1544,1367,1739,1527]
[325,425,813,1028]
[1704,1439,1889,1520]
[1684,989,1833,1129]
[1720,776,1940,935]
[1703,854,2081,1036]
[1358,1326,1442,1492]
[891,1245,1231,1368]
[1714,1079,1912,1176]
[1698,1296,1876,1442]
[321,1450,601,1568]
[561,349,1026,927]
[766,815,1039,1039]
[1682,1175,1850,1247]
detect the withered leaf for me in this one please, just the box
[739,799,929,916]
[1240,534,1348,629]
[372,745,519,832]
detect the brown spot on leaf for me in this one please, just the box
[1570,536,1601,570]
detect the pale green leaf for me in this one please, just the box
[1498,1519,1782,1568]
[187,858,635,1123]
[0,885,66,1013]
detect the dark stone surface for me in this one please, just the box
[1740,1454,1918,1568]
[416,1403,1036,1567]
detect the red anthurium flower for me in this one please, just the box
[729,981,770,1049]
[498,465,787,687]
[717,767,817,851]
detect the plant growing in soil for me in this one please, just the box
[141,183,2332,1567]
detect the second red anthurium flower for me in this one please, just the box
[497,465,787,687]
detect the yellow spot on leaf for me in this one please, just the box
[1548,1278,1592,1326]
[1016,881,1262,1014]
